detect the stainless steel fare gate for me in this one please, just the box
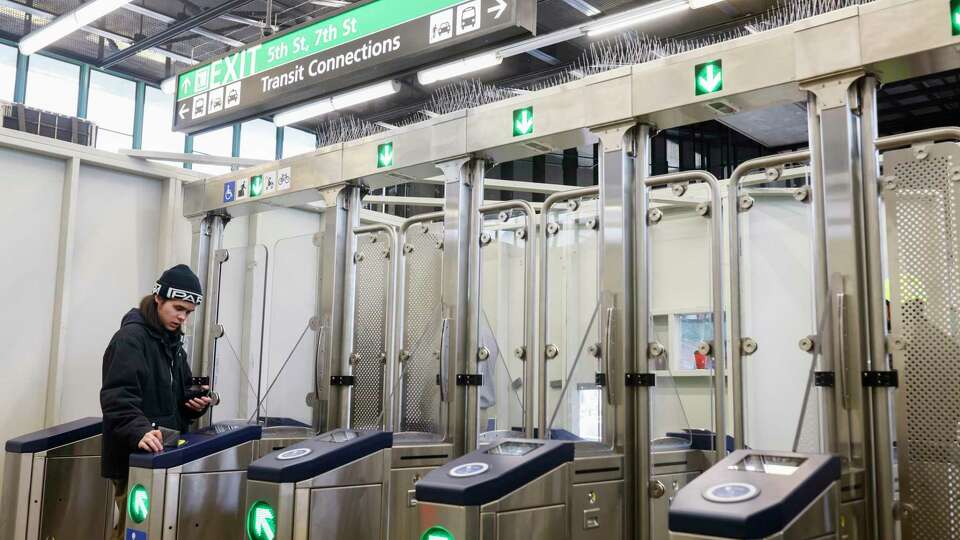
[880,130,960,540]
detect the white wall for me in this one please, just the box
[59,165,163,419]
[0,147,64,486]
[0,129,199,496]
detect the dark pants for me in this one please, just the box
[112,479,127,540]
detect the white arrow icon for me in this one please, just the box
[133,490,149,518]
[488,0,507,19]
[180,78,191,93]
[178,103,189,120]
[255,507,276,540]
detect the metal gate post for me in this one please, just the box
[436,157,486,456]
[803,70,874,539]
[189,213,226,428]
[317,185,360,433]
[593,121,647,540]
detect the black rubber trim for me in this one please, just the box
[814,371,835,387]
[5,417,102,453]
[626,373,656,387]
[862,370,898,387]
[456,374,483,386]
[330,375,355,386]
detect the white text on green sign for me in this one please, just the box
[177,0,473,101]
[378,142,395,168]
[695,60,723,96]
[513,106,534,137]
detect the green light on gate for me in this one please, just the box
[952,0,960,35]
[512,106,534,137]
[420,525,455,540]
[246,500,277,540]
[127,484,149,524]
[377,142,395,168]
[695,60,724,96]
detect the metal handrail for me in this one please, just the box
[875,127,960,151]
[644,171,727,456]
[727,150,811,450]
[478,200,538,438]
[537,186,600,433]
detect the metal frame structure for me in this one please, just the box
[180,1,960,537]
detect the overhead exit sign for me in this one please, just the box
[952,0,960,35]
[695,60,723,96]
[173,0,536,134]
[513,106,534,136]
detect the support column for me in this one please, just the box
[436,157,485,456]
[188,215,226,377]
[593,121,648,540]
[803,70,874,539]
[316,185,359,433]
[858,76,897,540]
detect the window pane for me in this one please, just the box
[87,70,135,152]
[0,44,17,102]
[240,119,276,161]
[25,55,79,116]
[283,127,316,158]
[142,86,185,162]
[192,126,233,175]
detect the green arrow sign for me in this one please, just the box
[377,142,395,168]
[127,484,150,524]
[421,525,455,540]
[695,60,723,96]
[513,106,534,137]
[246,501,277,540]
[952,0,960,35]
[250,175,264,198]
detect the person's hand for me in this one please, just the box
[185,385,213,412]
[138,430,163,453]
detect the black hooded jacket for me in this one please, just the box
[100,308,205,479]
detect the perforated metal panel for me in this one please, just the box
[349,231,390,429]
[884,142,960,540]
[399,220,445,434]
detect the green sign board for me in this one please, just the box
[177,0,469,102]
[127,484,150,524]
[694,60,723,96]
[246,500,277,540]
[952,0,960,35]
[421,525,455,540]
[377,142,395,168]
[512,106,534,137]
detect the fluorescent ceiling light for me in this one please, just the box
[688,0,724,8]
[19,0,136,55]
[311,0,352,6]
[417,52,502,85]
[161,76,176,94]
[331,80,400,109]
[274,80,401,126]
[586,0,689,36]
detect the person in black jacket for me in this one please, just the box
[100,265,213,540]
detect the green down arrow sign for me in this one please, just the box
[377,142,394,168]
[952,0,960,35]
[513,107,534,137]
[695,60,723,96]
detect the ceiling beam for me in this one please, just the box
[100,0,254,69]
[0,0,197,65]
[121,4,244,47]
[559,0,601,17]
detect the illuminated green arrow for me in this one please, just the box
[513,107,534,137]
[377,142,394,168]
[247,500,277,540]
[698,64,722,93]
[127,484,150,524]
[255,508,275,540]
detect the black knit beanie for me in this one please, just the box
[153,264,203,305]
